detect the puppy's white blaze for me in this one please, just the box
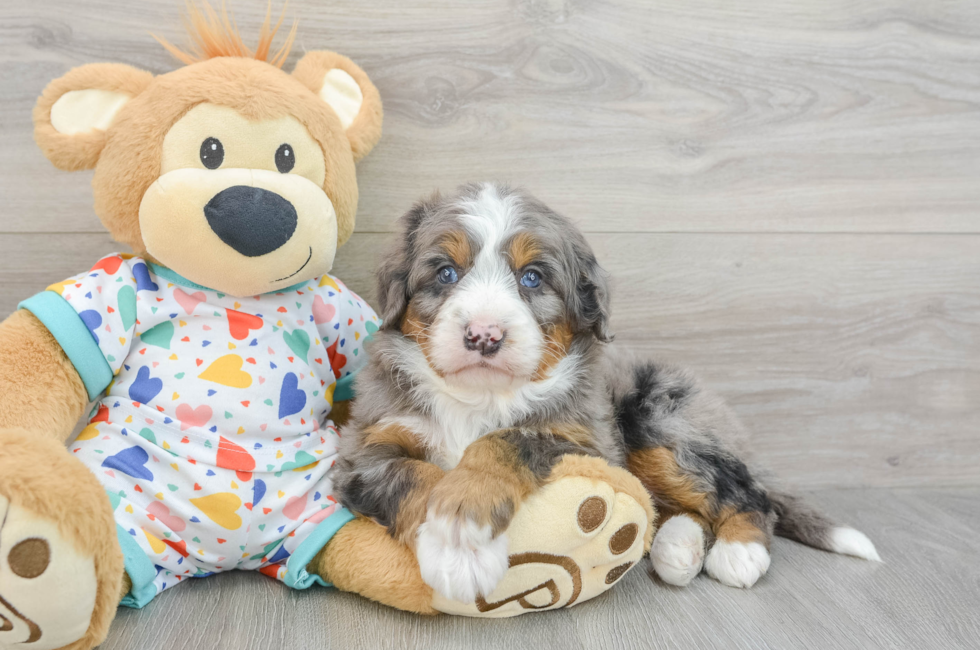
[416,513,510,604]
[829,527,881,562]
[704,540,771,589]
[651,514,706,587]
[457,183,520,244]
[428,184,544,382]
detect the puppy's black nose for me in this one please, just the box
[464,324,505,357]
[204,186,298,257]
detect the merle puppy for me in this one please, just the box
[334,183,879,603]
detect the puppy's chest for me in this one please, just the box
[416,401,523,470]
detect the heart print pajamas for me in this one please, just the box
[20,254,379,607]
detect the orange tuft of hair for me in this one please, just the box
[152,1,297,68]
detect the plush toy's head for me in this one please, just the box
[32,3,382,297]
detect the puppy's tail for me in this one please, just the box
[770,491,881,561]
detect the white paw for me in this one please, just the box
[416,512,510,604]
[704,540,771,589]
[651,515,706,587]
[830,527,881,561]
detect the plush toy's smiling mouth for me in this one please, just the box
[274,246,313,283]
[140,167,339,297]
[0,593,42,643]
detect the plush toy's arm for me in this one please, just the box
[0,309,89,441]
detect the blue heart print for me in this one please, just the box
[78,309,102,344]
[252,479,267,507]
[132,262,159,292]
[102,446,154,481]
[129,366,163,404]
[268,544,291,564]
[278,372,307,419]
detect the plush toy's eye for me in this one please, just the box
[520,269,542,289]
[200,137,224,170]
[275,144,295,173]
[437,266,459,284]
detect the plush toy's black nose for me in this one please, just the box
[204,186,298,257]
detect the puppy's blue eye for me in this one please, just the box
[437,266,458,284]
[520,270,541,288]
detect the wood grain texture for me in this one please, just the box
[97,487,980,650]
[2,232,976,489]
[2,0,980,233]
[1,2,978,487]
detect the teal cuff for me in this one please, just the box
[115,524,159,609]
[282,507,356,590]
[19,291,113,401]
[334,370,359,402]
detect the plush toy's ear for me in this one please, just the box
[292,51,383,162]
[33,63,154,171]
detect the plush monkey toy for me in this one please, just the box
[0,6,655,649]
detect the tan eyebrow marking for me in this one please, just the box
[508,231,541,270]
[440,230,472,268]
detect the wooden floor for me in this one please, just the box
[101,488,980,650]
[1,0,979,648]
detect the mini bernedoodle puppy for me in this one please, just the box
[334,182,880,603]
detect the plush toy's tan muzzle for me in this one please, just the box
[140,167,338,295]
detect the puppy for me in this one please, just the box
[334,183,880,603]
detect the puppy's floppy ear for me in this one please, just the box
[292,51,383,162]
[376,197,438,330]
[572,246,613,343]
[375,243,410,331]
[33,63,154,171]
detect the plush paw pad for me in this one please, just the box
[704,540,771,589]
[430,468,652,617]
[416,513,510,604]
[651,514,706,586]
[0,495,99,650]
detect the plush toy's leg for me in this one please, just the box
[0,429,124,650]
[310,517,438,615]
[315,455,655,618]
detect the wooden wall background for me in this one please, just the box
[1,0,977,489]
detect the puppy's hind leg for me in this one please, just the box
[629,446,776,589]
[650,511,710,587]
[704,509,774,589]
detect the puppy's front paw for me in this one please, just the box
[704,540,771,588]
[416,512,510,604]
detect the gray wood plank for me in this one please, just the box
[1,232,976,489]
[2,0,980,234]
[97,487,980,650]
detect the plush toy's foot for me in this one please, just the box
[431,455,656,617]
[0,429,123,650]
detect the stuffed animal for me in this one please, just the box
[0,5,655,648]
